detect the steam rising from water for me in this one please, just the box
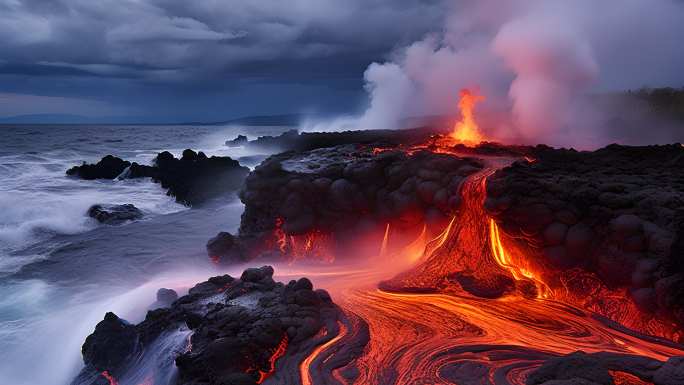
[304,0,684,149]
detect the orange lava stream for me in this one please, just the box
[490,219,553,299]
[450,88,486,145]
[338,288,683,384]
[300,321,348,385]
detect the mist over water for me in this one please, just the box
[0,124,291,385]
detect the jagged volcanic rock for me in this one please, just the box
[152,149,249,206]
[71,266,368,385]
[484,143,684,328]
[148,288,179,311]
[67,155,132,180]
[210,144,485,264]
[67,149,250,206]
[87,204,144,225]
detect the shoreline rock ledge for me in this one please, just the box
[71,265,369,385]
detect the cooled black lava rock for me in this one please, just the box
[484,143,684,328]
[67,149,250,206]
[527,350,680,385]
[219,143,484,264]
[223,126,448,153]
[151,149,250,206]
[67,155,131,180]
[225,134,249,147]
[72,266,368,385]
[87,204,144,225]
[206,231,241,264]
[148,288,179,311]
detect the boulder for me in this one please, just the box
[86,204,143,225]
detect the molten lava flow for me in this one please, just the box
[269,217,337,263]
[450,88,486,146]
[490,219,553,298]
[338,289,684,384]
[379,223,389,258]
[381,169,519,295]
[300,321,348,385]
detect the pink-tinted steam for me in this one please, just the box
[492,16,599,139]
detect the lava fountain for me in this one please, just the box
[450,87,486,146]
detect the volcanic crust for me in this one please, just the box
[72,265,369,385]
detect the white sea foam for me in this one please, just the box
[0,153,188,271]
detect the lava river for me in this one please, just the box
[279,163,684,385]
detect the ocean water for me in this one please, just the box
[0,124,293,384]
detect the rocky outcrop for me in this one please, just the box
[67,155,132,180]
[68,149,250,206]
[484,143,684,328]
[72,266,369,385]
[148,288,178,311]
[211,145,484,264]
[527,350,684,385]
[152,149,249,206]
[87,204,144,225]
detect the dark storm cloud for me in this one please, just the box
[0,0,446,119]
[0,0,445,76]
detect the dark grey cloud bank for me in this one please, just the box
[1,0,684,133]
[0,0,445,121]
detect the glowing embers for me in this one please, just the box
[271,223,336,264]
[490,219,553,299]
[450,87,486,146]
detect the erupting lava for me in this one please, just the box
[450,87,486,145]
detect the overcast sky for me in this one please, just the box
[1,0,683,123]
[0,0,447,121]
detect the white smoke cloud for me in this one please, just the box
[491,7,600,141]
[309,0,684,149]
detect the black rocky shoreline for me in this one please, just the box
[72,265,369,385]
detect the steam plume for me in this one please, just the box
[304,0,684,149]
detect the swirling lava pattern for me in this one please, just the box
[317,288,683,384]
[294,165,684,385]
